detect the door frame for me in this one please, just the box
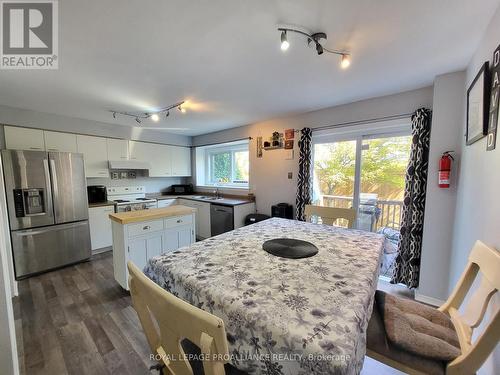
[312,119,411,229]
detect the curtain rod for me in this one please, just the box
[192,113,413,146]
[192,136,253,148]
[310,113,413,133]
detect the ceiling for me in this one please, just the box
[0,0,498,136]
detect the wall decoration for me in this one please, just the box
[285,128,295,140]
[285,139,294,149]
[257,136,263,158]
[271,132,281,147]
[466,62,490,145]
[263,132,284,150]
[487,44,500,151]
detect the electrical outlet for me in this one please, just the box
[288,172,293,179]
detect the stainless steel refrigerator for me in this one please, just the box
[2,150,91,279]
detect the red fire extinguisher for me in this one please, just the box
[438,151,454,188]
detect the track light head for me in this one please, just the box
[135,117,141,124]
[151,113,159,122]
[340,54,351,69]
[178,105,186,113]
[112,112,117,119]
[280,30,289,51]
[315,43,323,55]
[165,111,170,118]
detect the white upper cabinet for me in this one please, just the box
[3,126,191,177]
[128,140,148,161]
[171,146,191,176]
[150,143,172,177]
[130,141,172,177]
[4,126,45,151]
[76,135,109,178]
[107,138,129,160]
[44,131,78,152]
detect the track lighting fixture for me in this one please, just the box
[280,30,289,51]
[277,27,351,68]
[110,100,185,125]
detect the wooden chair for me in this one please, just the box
[127,261,230,375]
[367,240,500,375]
[304,204,357,229]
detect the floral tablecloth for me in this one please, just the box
[144,218,384,375]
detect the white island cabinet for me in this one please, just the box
[109,205,196,290]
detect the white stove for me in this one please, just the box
[107,186,157,212]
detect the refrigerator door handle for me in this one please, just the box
[49,158,60,219]
[43,157,55,220]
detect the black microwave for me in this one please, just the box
[170,184,194,195]
[87,185,107,204]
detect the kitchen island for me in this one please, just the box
[109,205,196,289]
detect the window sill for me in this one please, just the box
[196,185,249,191]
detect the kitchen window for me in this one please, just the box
[195,140,249,188]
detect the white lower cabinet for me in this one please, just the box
[178,199,211,239]
[164,225,192,252]
[128,232,164,271]
[112,213,195,290]
[88,205,114,251]
[157,199,177,208]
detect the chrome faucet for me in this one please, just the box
[214,186,221,199]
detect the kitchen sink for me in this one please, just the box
[191,195,223,200]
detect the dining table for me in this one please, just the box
[144,217,385,375]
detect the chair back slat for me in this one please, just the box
[438,241,500,375]
[304,205,356,229]
[468,241,500,289]
[461,277,496,329]
[127,261,229,375]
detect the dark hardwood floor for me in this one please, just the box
[13,251,155,375]
[14,251,406,375]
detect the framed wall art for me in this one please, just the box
[466,62,490,145]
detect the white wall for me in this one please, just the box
[450,0,500,295]
[87,176,186,194]
[418,71,466,303]
[0,104,191,147]
[193,86,434,216]
[449,6,500,374]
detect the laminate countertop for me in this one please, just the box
[146,194,254,207]
[109,205,196,224]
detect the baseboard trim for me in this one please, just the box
[378,275,392,283]
[414,292,445,307]
[92,246,112,256]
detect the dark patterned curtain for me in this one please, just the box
[296,128,312,221]
[392,108,432,288]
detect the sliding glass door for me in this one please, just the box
[358,135,411,232]
[312,130,411,232]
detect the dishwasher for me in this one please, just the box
[210,204,234,236]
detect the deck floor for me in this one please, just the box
[14,251,406,375]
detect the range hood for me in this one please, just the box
[108,160,151,170]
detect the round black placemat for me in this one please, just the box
[262,238,318,259]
